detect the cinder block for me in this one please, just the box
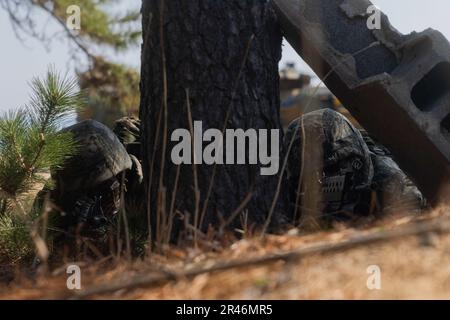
[274,0,450,204]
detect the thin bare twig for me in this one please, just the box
[31,0,97,62]
[185,89,201,246]
[156,0,169,247]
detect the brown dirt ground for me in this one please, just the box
[1,207,450,300]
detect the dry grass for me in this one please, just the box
[1,207,449,300]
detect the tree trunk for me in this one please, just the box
[140,0,286,243]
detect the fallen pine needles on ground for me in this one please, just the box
[53,215,450,299]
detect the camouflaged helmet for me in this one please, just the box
[51,120,133,228]
[284,109,374,218]
[54,119,132,193]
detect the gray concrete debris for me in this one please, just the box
[273,0,450,204]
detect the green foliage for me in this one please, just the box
[1,0,141,52]
[0,68,82,199]
[0,203,37,261]
[0,68,83,262]
[51,0,141,50]
[0,211,33,261]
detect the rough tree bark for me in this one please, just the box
[140,0,287,242]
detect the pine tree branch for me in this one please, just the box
[26,132,45,177]
[11,132,27,172]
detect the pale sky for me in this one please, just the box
[1,0,450,111]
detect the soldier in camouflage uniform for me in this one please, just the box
[40,110,423,234]
[35,118,143,236]
[284,108,425,223]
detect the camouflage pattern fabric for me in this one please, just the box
[361,130,425,212]
[284,109,424,221]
